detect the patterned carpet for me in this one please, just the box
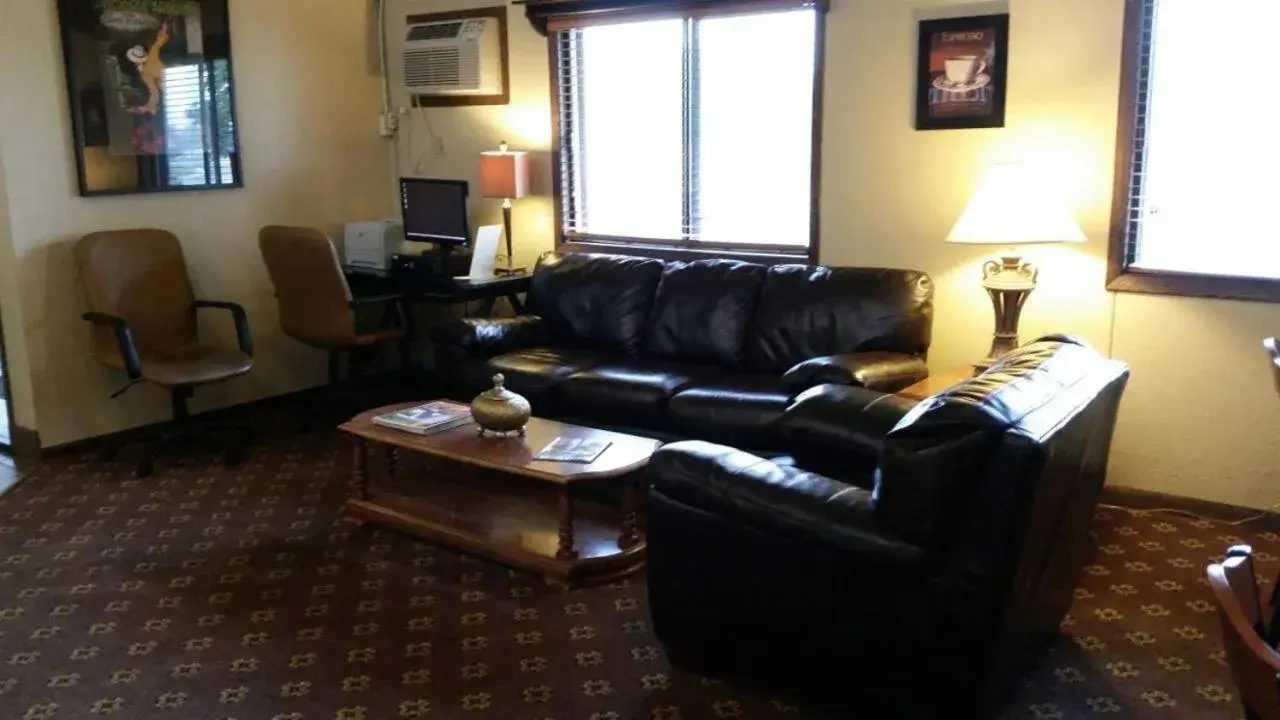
[0,422,1267,720]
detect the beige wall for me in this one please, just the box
[389,0,555,271]
[0,145,37,434]
[0,0,394,446]
[400,0,1280,509]
[2,0,1274,508]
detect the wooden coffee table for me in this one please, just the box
[339,403,661,589]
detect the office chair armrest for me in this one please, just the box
[193,300,254,356]
[82,312,143,379]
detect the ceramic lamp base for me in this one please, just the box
[977,254,1039,370]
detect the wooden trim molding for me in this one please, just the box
[9,424,40,459]
[1101,485,1280,531]
[1107,0,1280,303]
[560,240,809,265]
[518,0,827,35]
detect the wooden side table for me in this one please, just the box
[898,366,977,401]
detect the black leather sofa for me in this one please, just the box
[646,336,1130,719]
[433,252,934,446]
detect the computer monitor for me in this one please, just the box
[400,178,469,246]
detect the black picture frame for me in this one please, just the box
[56,0,244,196]
[915,14,1009,131]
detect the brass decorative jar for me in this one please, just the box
[470,374,531,436]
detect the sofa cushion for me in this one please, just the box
[669,376,791,448]
[487,348,609,411]
[642,259,766,368]
[747,265,933,373]
[558,361,712,429]
[528,253,666,355]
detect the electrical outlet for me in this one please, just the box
[379,112,399,138]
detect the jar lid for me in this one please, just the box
[480,374,516,401]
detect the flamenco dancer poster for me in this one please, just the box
[57,0,243,195]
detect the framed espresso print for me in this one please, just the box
[56,0,243,196]
[915,14,1009,131]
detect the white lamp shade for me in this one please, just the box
[946,163,1088,245]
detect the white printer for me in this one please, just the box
[343,220,405,275]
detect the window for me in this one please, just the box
[162,60,238,187]
[1110,0,1280,300]
[550,3,823,257]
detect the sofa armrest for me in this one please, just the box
[782,352,929,394]
[778,385,917,479]
[650,441,922,560]
[431,316,547,358]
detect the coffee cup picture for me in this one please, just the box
[944,55,986,85]
[916,14,1008,130]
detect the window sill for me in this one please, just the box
[560,237,814,265]
[1107,267,1280,303]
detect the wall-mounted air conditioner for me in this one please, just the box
[387,3,505,109]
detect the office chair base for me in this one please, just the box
[134,424,254,478]
[298,346,405,434]
[98,386,254,478]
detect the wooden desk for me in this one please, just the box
[898,366,977,401]
[345,270,530,318]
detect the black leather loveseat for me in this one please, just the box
[646,336,1129,718]
[433,252,933,446]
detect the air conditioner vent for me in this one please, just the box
[406,21,463,42]
[405,48,479,88]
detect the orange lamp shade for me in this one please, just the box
[478,149,530,200]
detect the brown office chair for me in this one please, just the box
[1207,545,1280,720]
[258,225,411,427]
[76,229,254,477]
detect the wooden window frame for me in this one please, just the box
[1108,0,1280,302]
[523,0,828,264]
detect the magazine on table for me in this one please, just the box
[372,401,471,435]
[535,436,612,464]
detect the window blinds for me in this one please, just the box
[552,6,818,249]
[1115,0,1156,269]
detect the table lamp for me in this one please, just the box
[946,162,1087,369]
[478,141,530,273]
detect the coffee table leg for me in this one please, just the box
[342,437,370,527]
[385,446,399,479]
[557,487,579,561]
[353,438,370,500]
[619,476,641,550]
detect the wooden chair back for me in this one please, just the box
[1207,545,1280,719]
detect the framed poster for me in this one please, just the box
[56,0,243,196]
[915,14,1009,131]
